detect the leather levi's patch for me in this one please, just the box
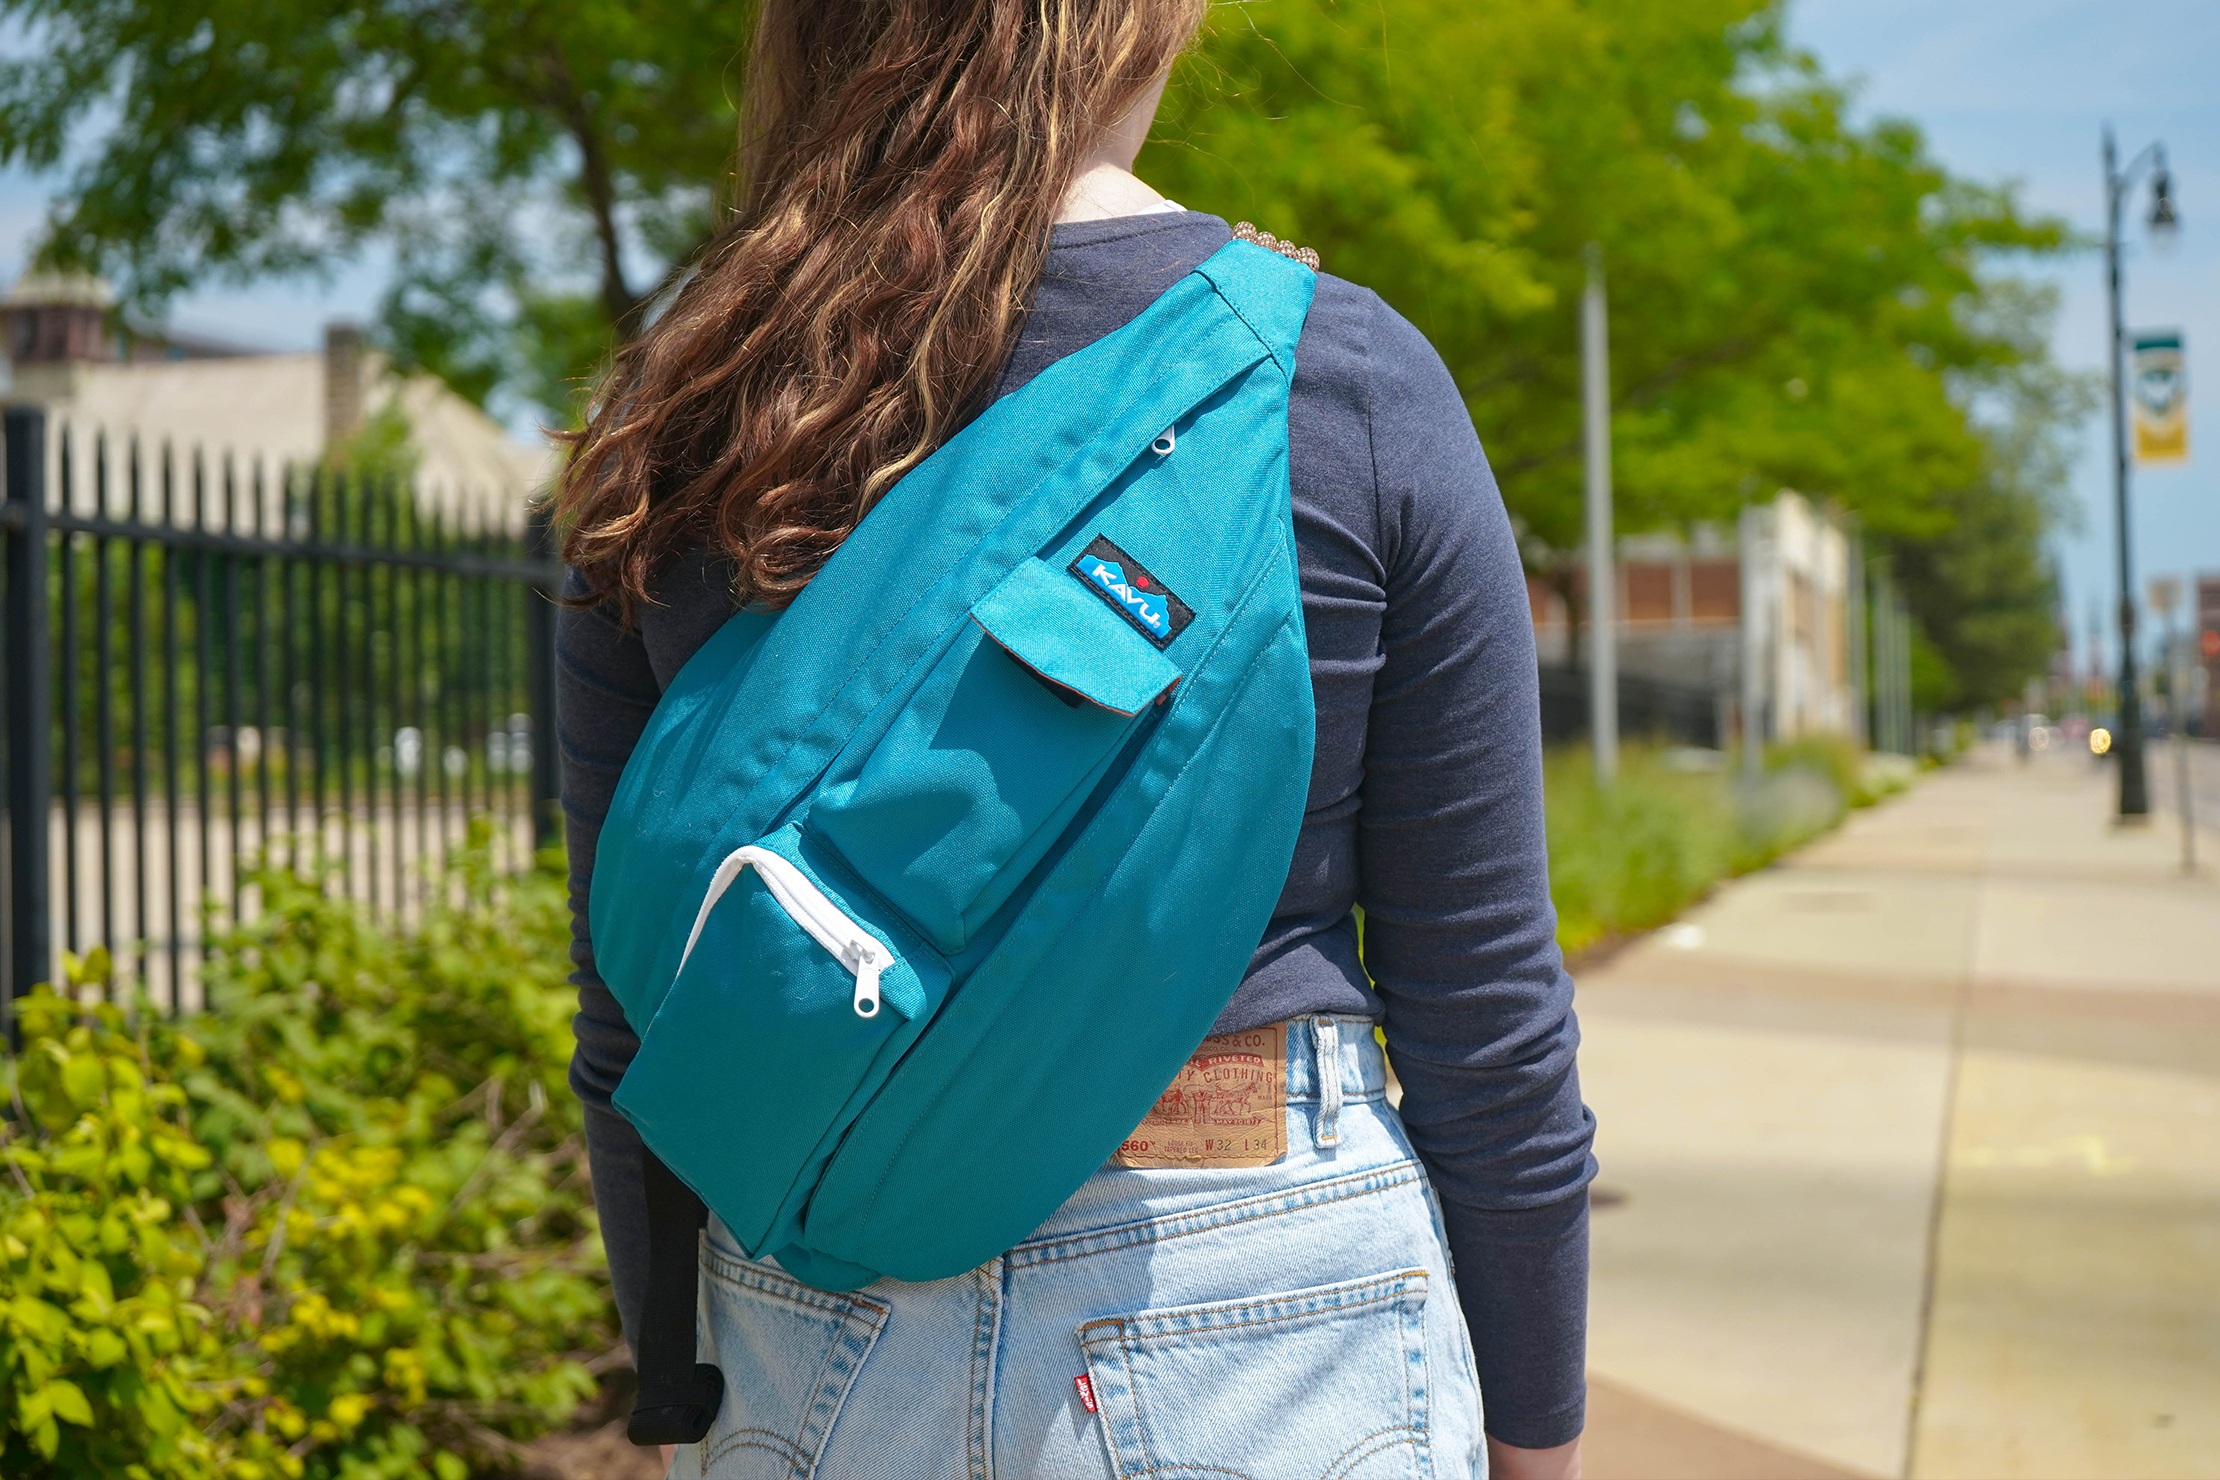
[1113,1023,1288,1168]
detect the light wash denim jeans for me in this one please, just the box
[675,1016,1485,1479]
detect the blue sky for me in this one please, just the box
[3,2,2215,666]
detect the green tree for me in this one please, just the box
[8,0,2082,703]
[1895,281,2099,709]
[0,0,743,417]
[1146,0,2076,704]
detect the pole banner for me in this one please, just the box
[2132,330,2188,464]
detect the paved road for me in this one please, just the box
[1576,742,2220,1480]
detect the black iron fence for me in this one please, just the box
[1,406,561,1011]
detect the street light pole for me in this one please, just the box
[2174,619,2198,873]
[2102,125,2175,818]
[1583,243,1618,785]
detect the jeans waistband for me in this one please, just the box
[1281,1014,1388,1103]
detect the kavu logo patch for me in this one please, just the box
[1069,535,1194,649]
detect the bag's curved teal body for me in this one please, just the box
[592,241,1317,1291]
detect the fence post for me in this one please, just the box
[525,504,561,853]
[4,405,52,1006]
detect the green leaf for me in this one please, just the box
[43,1377,93,1426]
[84,1328,128,1368]
[9,1294,69,1344]
[61,1053,106,1109]
[78,1255,116,1307]
[68,946,112,989]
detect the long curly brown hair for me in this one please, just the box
[554,0,1208,615]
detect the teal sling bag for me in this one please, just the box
[592,240,1317,1442]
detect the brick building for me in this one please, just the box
[1527,491,1862,746]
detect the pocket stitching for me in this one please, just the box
[1113,1327,1163,1480]
[701,1243,892,1327]
[696,1247,891,1475]
[1020,1163,1421,1269]
[1078,1270,1424,1344]
[1320,1425,1429,1480]
[698,1295,884,1475]
[1397,1271,1434,1480]
[700,1428,810,1476]
[1104,1425,1427,1480]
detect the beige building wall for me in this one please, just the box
[3,294,554,534]
[1760,491,1855,739]
[1527,490,1859,743]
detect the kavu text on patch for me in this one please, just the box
[1068,535,1194,649]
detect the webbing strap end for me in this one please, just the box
[627,1363,725,1447]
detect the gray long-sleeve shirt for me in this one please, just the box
[561,211,1596,1450]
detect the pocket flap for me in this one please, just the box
[971,558,1181,717]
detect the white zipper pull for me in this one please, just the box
[1151,427,1176,456]
[682,842,897,1021]
[848,941,883,1017]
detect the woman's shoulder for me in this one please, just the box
[1296,267,1464,421]
[1288,266,1496,579]
[1041,212,1459,416]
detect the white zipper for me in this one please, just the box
[679,845,888,1017]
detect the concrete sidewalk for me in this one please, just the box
[1576,743,2220,1480]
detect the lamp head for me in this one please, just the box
[2149,167,2180,241]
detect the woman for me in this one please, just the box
[554,2,1593,1477]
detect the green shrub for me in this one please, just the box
[0,960,284,1479]
[0,831,610,1478]
[1763,733,1896,809]
[1544,751,1739,954]
[1546,740,1893,955]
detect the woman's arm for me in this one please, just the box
[556,574,668,1353]
[1492,1434,1584,1480]
[1352,298,1598,1452]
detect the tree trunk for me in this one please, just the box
[536,46,637,329]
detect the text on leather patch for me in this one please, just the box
[1113,1022,1288,1168]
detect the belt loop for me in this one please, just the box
[1312,1017,1342,1148]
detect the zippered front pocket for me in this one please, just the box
[616,823,952,1264]
[681,844,892,1017]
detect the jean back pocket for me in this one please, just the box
[689,1239,887,1479]
[1078,1269,1436,1480]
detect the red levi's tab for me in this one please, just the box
[1073,1374,1098,1414]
